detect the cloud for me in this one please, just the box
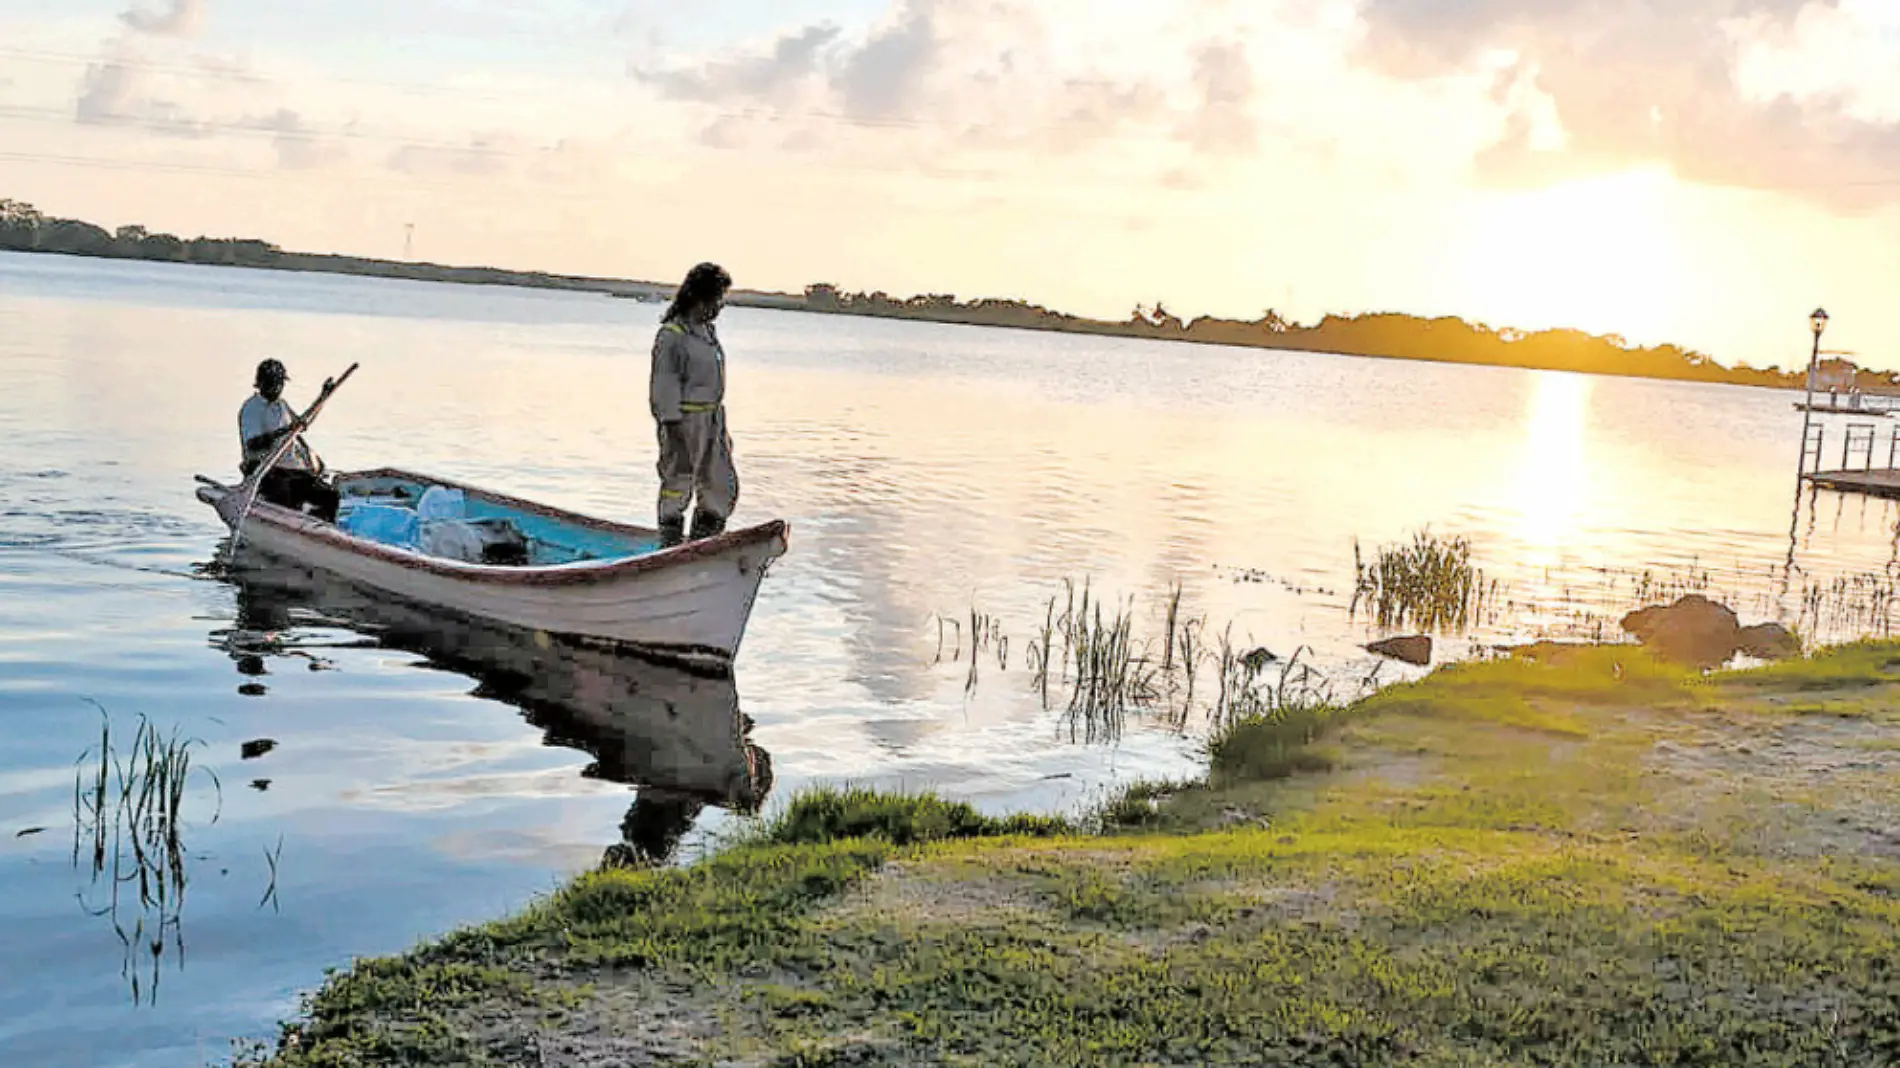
[628,0,1245,169]
[119,0,207,38]
[1178,42,1258,156]
[75,1,220,131]
[75,57,139,124]
[1353,0,1900,208]
[1044,78,1169,153]
[249,108,345,169]
[72,39,344,168]
[388,136,522,177]
[191,53,266,86]
[74,52,213,137]
[635,24,841,106]
[834,1,943,121]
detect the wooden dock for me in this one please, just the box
[1804,469,1900,498]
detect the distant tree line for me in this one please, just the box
[0,196,642,294]
[1,198,284,267]
[803,285,1835,391]
[0,195,1866,392]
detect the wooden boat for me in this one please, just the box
[213,552,775,863]
[194,466,789,668]
[214,552,774,807]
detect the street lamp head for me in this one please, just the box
[1812,308,1830,336]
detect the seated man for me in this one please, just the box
[239,359,340,523]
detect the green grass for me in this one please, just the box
[245,640,1900,1067]
[1715,639,1900,693]
[755,785,1073,847]
[1354,643,1703,736]
[1207,704,1343,786]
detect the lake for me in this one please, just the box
[1,251,1895,1066]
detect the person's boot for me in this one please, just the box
[688,511,727,541]
[658,517,685,549]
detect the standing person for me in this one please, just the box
[239,358,340,523]
[649,261,739,548]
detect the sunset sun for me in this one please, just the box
[1460,168,1685,345]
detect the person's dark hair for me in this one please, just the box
[255,358,288,389]
[662,262,732,324]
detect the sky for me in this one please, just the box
[4,0,1900,371]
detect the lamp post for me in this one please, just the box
[1797,307,1830,477]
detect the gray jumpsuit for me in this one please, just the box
[649,317,739,538]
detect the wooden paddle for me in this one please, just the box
[221,362,359,561]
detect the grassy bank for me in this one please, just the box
[239,642,1900,1066]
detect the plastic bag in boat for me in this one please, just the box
[417,486,466,521]
[419,517,533,565]
[338,503,421,550]
[420,519,487,563]
[411,485,479,563]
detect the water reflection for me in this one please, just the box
[205,547,775,869]
[71,700,230,1008]
[1513,371,1593,562]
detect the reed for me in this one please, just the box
[1351,529,1491,632]
[71,702,222,1006]
[1060,589,1162,744]
[1169,613,1206,731]
[1161,581,1184,673]
[936,607,1010,692]
[1027,596,1059,707]
[260,835,285,913]
[944,543,1900,738]
[1517,561,1900,652]
[1792,572,1900,642]
[946,576,1352,744]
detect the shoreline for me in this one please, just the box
[0,242,1816,395]
[237,638,1900,1066]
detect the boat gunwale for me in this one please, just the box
[232,552,752,671]
[198,466,789,589]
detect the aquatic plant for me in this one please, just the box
[1351,528,1494,632]
[71,702,223,1006]
[938,531,1900,750]
[958,576,1354,744]
[1206,701,1342,787]
[1062,586,1165,744]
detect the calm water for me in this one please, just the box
[3,251,1897,1065]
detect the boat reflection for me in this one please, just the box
[205,544,775,868]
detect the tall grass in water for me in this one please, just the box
[936,608,1007,693]
[1352,530,1496,632]
[1061,584,1162,744]
[1508,561,1899,652]
[974,577,1365,744]
[71,704,222,1006]
[1794,573,1900,643]
[1018,580,1160,742]
[1209,640,1334,732]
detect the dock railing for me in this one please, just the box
[1843,423,1880,472]
[1800,421,1900,497]
[1798,390,1900,417]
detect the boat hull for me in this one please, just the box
[196,468,787,666]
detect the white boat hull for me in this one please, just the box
[196,468,788,667]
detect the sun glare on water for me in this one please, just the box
[1461,168,1686,345]
[1510,369,1595,568]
